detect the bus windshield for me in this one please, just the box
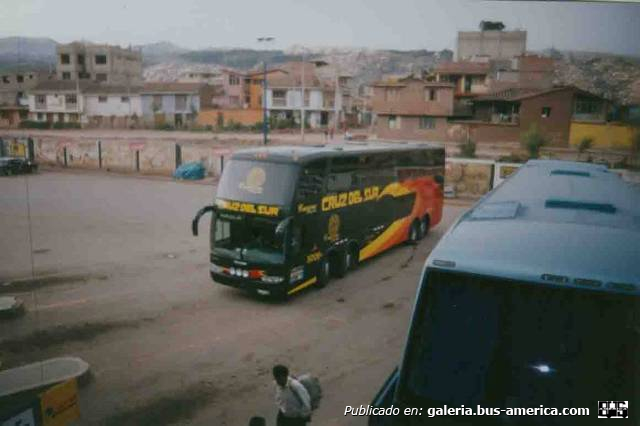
[400,270,638,418]
[216,159,298,206]
[212,215,285,264]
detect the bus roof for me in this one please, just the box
[231,141,444,163]
[427,159,640,295]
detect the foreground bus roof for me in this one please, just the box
[231,141,444,163]
[427,159,640,295]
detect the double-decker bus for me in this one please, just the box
[192,142,444,299]
[369,160,639,425]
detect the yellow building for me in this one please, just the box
[569,121,636,150]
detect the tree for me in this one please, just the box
[520,124,548,159]
[577,136,593,161]
[458,139,476,158]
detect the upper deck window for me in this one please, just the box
[217,159,298,206]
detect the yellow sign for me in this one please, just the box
[216,199,280,217]
[306,251,322,263]
[239,167,266,194]
[297,203,317,214]
[321,186,380,212]
[327,214,341,242]
[40,379,80,426]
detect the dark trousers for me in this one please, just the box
[277,410,309,426]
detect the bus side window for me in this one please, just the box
[298,160,326,200]
[328,156,358,192]
[357,154,394,187]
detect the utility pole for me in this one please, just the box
[334,69,339,135]
[257,37,275,145]
[300,49,306,142]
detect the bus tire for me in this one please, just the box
[347,244,359,270]
[316,258,330,288]
[420,215,430,239]
[332,249,349,278]
[408,221,420,244]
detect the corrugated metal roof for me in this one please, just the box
[427,159,640,293]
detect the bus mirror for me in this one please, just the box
[192,205,216,236]
[435,175,444,185]
[275,217,292,237]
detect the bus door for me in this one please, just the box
[295,159,327,278]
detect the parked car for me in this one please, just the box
[0,157,38,176]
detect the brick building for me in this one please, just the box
[371,75,455,140]
[455,86,609,146]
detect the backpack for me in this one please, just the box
[294,374,322,410]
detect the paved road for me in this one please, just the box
[0,172,467,426]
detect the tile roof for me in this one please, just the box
[435,61,491,75]
[30,80,91,92]
[141,82,205,94]
[372,74,454,88]
[474,86,605,102]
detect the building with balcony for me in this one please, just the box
[452,86,610,146]
[0,71,52,127]
[141,82,207,128]
[27,80,86,124]
[263,61,351,128]
[56,42,142,85]
[371,75,455,140]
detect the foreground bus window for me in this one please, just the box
[401,270,637,419]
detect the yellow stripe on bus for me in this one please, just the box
[287,277,318,295]
[359,218,408,262]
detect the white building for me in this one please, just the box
[264,62,350,128]
[141,83,206,128]
[27,80,85,124]
[83,85,143,128]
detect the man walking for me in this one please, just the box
[273,365,311,426]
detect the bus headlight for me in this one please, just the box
[210,263,224,274]
[290,266,304,283]
[261,275,284,284]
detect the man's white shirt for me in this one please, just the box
[275,377,312,418]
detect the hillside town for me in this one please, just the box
[0,21,638,155]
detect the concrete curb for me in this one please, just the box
[0,357,90,399]
[0,297,24,319]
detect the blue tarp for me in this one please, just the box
[174,162,206,180]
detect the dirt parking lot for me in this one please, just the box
[0,171,467,425]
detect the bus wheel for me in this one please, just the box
[347,245,359,270]
[332,250,349,278]
[419,215,430,239]
[316,258,330,288]
[408,221,420,244]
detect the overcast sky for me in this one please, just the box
[2,0,639,56]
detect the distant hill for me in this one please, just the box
[0,37,57,71]
[546,49,640,105]
[135,41,189,65]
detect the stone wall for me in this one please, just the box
[12,135,231,178]
[445,159,495,197]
